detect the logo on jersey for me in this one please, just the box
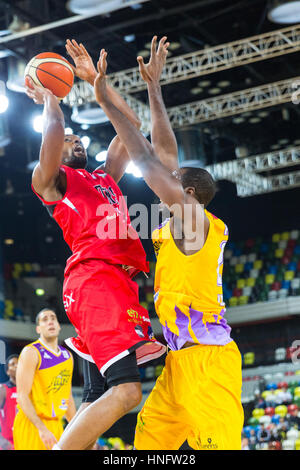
[127,309,150,326]
[63,292,75,311]
[59,398,69,410]
[43,353,52,360]
[47,369,72,394]
[94,185,118,206]
[196,437,218,450]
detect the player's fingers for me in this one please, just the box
[137,56,145,68]
[151,35,157,57]
[79,43,90,57]
[66,39,78,57]
[157,36,167,55]
[71,39,81,56]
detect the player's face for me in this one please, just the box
[36,310,61,340]
[6,357,18,380]
[62,134,87,169]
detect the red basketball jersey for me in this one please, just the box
[0,381,17,445]
[32,165,148,276]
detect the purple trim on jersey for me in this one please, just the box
[156,218,170,231]
[162,305,232,351]
[33,343,71,370]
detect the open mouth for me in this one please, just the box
[73,145,85,155]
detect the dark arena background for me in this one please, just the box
[1,0,300,452]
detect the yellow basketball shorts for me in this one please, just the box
[13,409,64,450]
[134,340,244,450]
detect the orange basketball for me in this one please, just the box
[24,52,74,99]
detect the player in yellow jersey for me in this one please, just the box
[94,36,244,450]
[13,308,76,450]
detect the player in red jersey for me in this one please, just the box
[26,39,165,450]
[0,354,18,450]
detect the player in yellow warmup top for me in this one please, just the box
[13,308,76,450]
[94,37,244,450]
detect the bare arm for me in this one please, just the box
[95,136,131,183]
[64,392,76,423]
[66,40,141,181]
[137,36,178,172]
[26,79,65,198]
[94,51,185,215]
[16,346,57,449]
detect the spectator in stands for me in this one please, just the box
[287,410,300,429]
[241,436,249,450]
[265,391,277,408]
[275,386,292,406]
[269,423,282,442]
[268,440,281,450]
[257,424,271,447]
[248,429,257,450]
[277,416,288,430]
[254,392,266,409]
[277,422,288,442]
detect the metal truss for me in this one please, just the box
[106,25,300,93]
[167,76,299,127]
[65,76,299,129]
[236,170,300,196]
[206,146,300,196]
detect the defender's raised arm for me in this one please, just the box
[137,36,178,173]
[94,49,185,215]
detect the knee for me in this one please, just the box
[112,382,142,413]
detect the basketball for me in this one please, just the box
[24,52,74,99]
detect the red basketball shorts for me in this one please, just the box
[62,259,166,375]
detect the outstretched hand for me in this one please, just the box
[94,49,108,104]
[25,77,55,105]
[137,36,169,84]
[65,39,97,85]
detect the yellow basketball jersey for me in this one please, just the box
[152,210,232,350]
[19,339,73,420]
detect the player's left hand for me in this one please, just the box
[65,39,97,85]
[25,78,55,105]
[94,49,108,103]
[137,36,169,84]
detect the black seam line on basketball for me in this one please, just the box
[29,65,72,88]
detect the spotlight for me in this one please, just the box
[4,239,14,245]
[81,135,90,149]
[33,114,43,133]
[71,103,109,125]
[268,1,300,23]
[35,288,45,296]
[124,34,136,43]
[95,150,108,162]
[125,161,142,178]
[0,95,9,113]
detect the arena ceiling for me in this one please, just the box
[1,0,300,164]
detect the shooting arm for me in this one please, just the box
[29,84,65,196]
